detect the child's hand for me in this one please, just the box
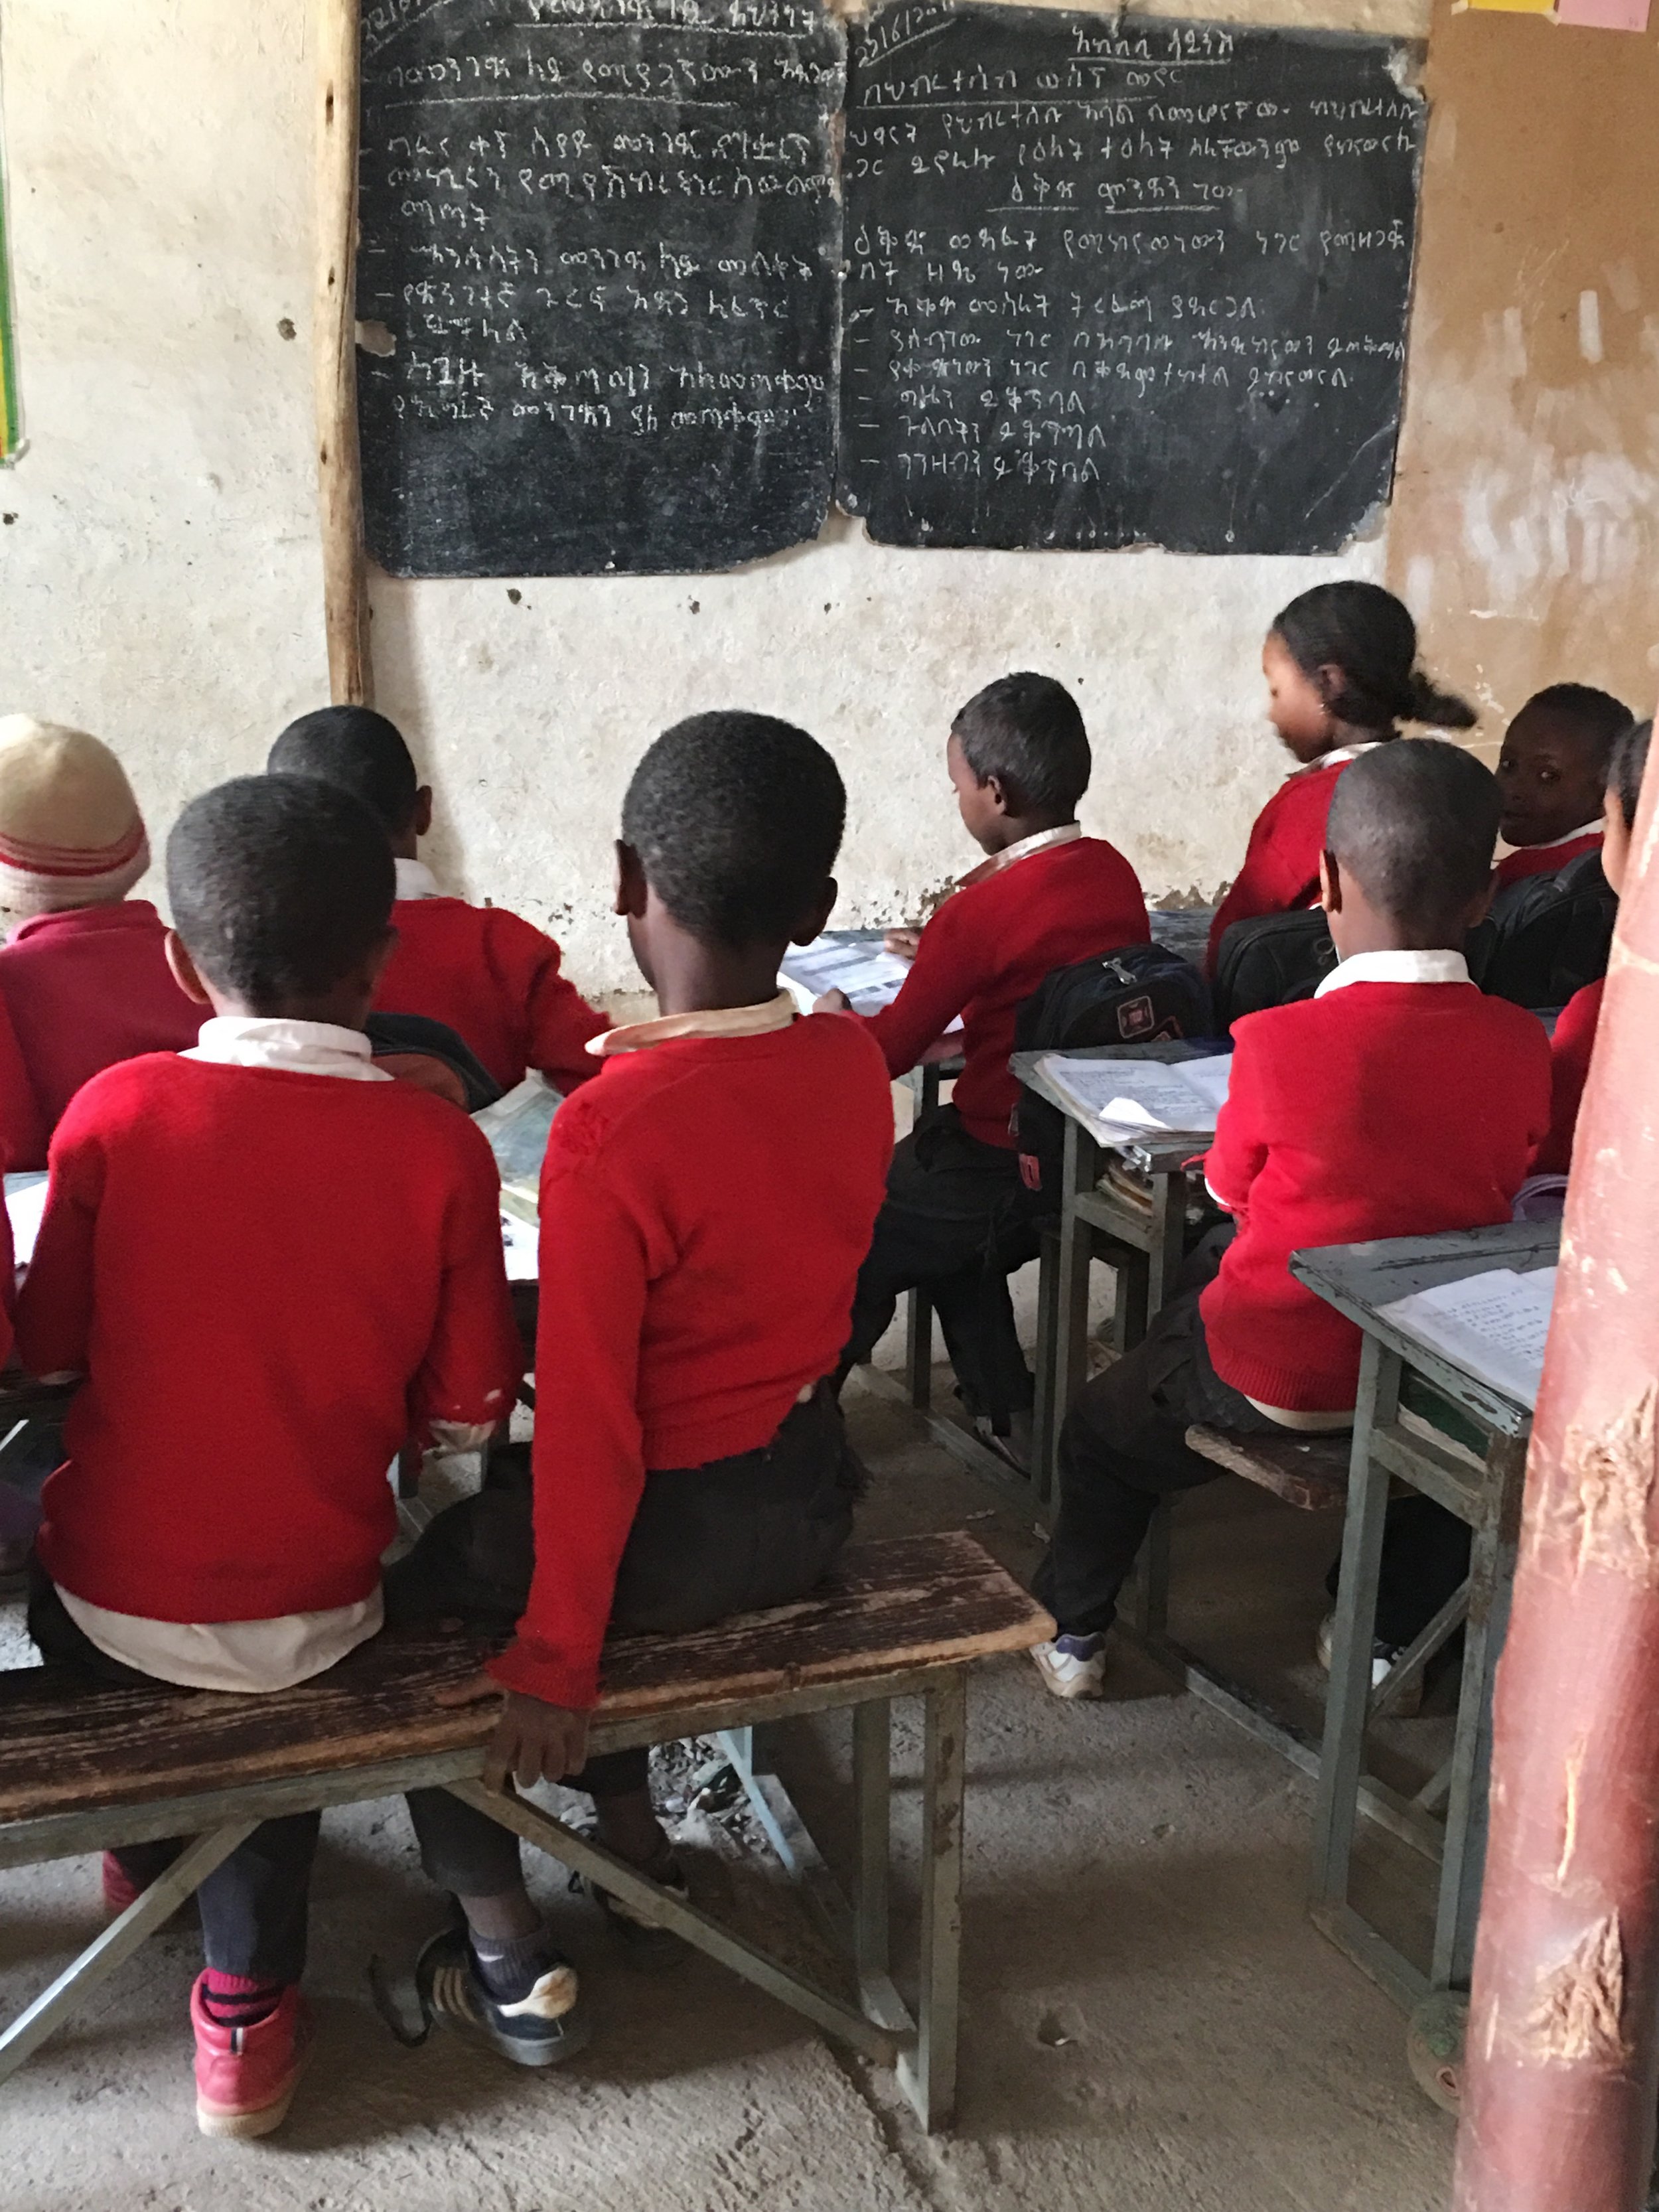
[813,988,853,1015]
[884,926,923,962]
[436,1671,592,1789]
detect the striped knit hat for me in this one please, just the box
[0,716,150,915]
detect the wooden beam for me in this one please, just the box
[313,0,372,705]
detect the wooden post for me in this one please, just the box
[1454,739,1659,2212]
[314,0,372,705]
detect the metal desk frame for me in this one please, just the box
[1291,1221,1555,2014]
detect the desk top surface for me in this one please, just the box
[1011,1042,1220,1175]
[1290,1221,1559,1436]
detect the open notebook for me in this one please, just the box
[780,933,963,1033]
[1036,1053,1232,1147]
[1377,1265,1557,1412]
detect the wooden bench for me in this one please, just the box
[0,1530,1049,2131]
[1185,1424,1350,1512]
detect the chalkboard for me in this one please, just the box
[838,5,1423,554]
[357,0,844,577]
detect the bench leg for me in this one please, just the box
[904,1288,934,1410]
[852,1699,891,2002]
[0,1820,256,2087]
[899,1668,965,2134]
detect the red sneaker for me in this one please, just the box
[102,1853,143,1920]
[190,1976,312,2138]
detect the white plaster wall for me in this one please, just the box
[0,0,1425,994]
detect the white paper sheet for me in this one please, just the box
[780,933,963,1032]
[3,1173,48,1268]
[500,1209,540,1282]
[1378,1265,1557,1410]
[1036,1053,1232,1145]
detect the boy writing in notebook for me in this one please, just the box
[17,776,522,2136]
[1031,741,1550,1698]
[268,705,608,1092]
[394,712,893,2059]
[820,674,1147,1463]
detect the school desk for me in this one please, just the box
[1291,1219,1557,2052]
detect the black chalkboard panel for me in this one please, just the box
[357,0,843,577]
[838,5,1423,554]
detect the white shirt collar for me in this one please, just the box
[1315,948,1471,997]
[184,1015,392,1081]
[589,988,797,1057]
[1317,741,1386,769]
[394,857,440,901]
[1522,820,1603,853]
[957,821,1082,889]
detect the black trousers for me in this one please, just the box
[843,1106,1043,1429]
[392,1384,865,1899]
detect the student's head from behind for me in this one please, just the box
[1496,684,1633,854]
[1264,583,1477,766]
[0,715,151,918]
[1320,740,1500,961]
[617,711,844,995]
[166,774,396,1027]
[948,673,1090,852]
[267,705,431,857]
[1601,717,1651,900]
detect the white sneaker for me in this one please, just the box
[1031,1635,1106,1700]
[1316,1612,1421,1716]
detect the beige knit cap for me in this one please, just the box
[0,715,151,915]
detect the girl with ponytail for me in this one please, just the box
[1205,581,1477,972]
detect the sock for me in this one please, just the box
[200,1970,285,2029]
[467,1925,561,2004]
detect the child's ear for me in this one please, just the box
[792,877,838,947]
[1318,849,1343,914]
[163,929,213,1007]
[1464,871,1497,933]
[413,786,435,839]
[983,772,1011,818]
[614,839,648,920]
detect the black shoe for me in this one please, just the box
[585,1851,692,1966]
[415,1927,590,2068]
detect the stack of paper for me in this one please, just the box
[1036,1053,1232,1145]
[1378,1265,1557,1410]
[3,1172,48,1268]
[780,933,963,1032]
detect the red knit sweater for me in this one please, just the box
[1206,758,1354,972]
[0,903,202,1170]
[1494,832,1603,887]
[1534,976,1603,1177]
[863,836,1149,1148]
[488,1013,893,1710]
[1200,982,1551,1408]
[377,898,608,1094]
[17,1055,521,1622]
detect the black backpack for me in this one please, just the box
[1011,944,1213,1206]
[1211,907,1336,1031]
[1468,850,1615,1010]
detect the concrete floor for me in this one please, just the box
[0,1359,1457,2212]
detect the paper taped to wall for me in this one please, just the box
[1037,1054,1232,1145]
[1378,1265,1557,1409]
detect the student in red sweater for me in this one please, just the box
[1536,717,1648,1177]
[1206,583,1477,973]
[821,674,1147,1461]
[388,712,892,2058]
[0,716,202,1167]
[268,705,607,1092]
[1035,741,1550,1698]
[17,776,522,2138]
[1493,683,1632,888]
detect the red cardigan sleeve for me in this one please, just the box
[408,1126,524,1439]
[486,1102,650,1709]
[1202,1030,1268,1218]
[861,896,975,1078]
[15,1101,101,1378]
[0,982,46,1174]
[485,910,609,1094]
[1534,978,1603,1178]
[1206,770,1339,973]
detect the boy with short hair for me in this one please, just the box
[1031,741,1551,1698]
[0,716,202,1167]
[1494,683,1632,885]
[822,673,1148,1459]
[394,711,893,2057]
[17,774,521,2136]
[268,705,607,1092]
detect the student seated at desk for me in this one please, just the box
[269,705,608,1093]
[1536,717,1649,1177]
[1206,584,1476,972]
[821,674,1147,1463]
[17,776,522,2138]
[0,716,202,1169]
[1493,683,1632,887]
[388,713,892,2065]
[1033,741,1550,1699]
